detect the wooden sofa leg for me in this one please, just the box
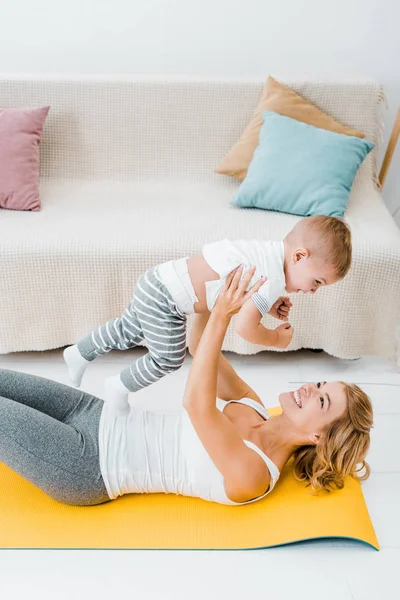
[379,107,400,188]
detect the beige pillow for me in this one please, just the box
[215,76,365,180]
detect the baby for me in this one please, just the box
[64,215,351,412]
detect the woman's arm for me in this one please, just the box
[183,267,270,502]
[188,313,263,404]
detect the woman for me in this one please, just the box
[0,266,373,506]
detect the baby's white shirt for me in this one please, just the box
[202,239,286,315]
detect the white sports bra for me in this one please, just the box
[217,397,281,504]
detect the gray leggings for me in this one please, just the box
[0,369,110,506]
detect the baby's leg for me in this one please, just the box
[105,268,187,413]
[64,302,144,387]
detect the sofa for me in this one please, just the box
[1,75,399,361]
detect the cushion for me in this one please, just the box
[216,76,365,180]
[231,110,375,217]
[0,106,50,211]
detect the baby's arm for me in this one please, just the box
[234,298,293,348]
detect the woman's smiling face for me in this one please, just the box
[279,381,348,444]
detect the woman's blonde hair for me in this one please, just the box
[292,382,373,493]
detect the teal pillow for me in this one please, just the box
[231,110,375,217]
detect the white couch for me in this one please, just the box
[1,75,399,360]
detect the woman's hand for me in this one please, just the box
[214,265,266,318]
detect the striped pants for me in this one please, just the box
[77,267,187,392]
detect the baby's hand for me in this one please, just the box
[274,323,294,348]
[269,296,292,321]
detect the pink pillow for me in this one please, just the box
[0,106,50,211]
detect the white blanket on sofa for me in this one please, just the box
[0,76,399,360]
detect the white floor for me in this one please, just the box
[0,348,399,600]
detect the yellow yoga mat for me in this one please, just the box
[0,408,379,550]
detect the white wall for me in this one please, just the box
[1,0,399,224]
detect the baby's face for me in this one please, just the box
[285,251,340,294]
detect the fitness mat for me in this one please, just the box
[0,408,379,550]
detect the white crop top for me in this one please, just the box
[98,397,280,506]
[203,238,286,315]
